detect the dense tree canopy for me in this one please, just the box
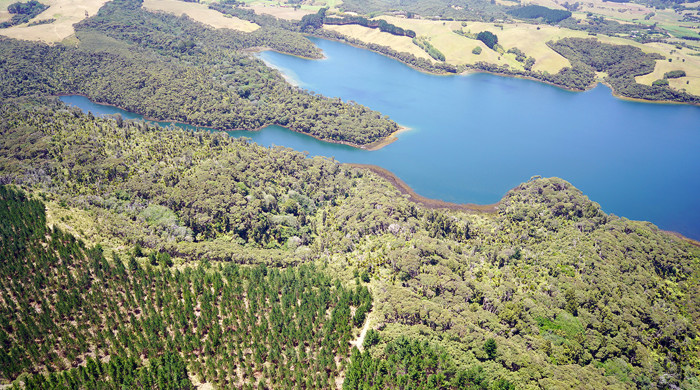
[1,98,699,389]
[548,37,700,103]
[507,5,572,24]
[477,31,499,49]
[1,1,700,387]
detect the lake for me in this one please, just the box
[60,37,700,240]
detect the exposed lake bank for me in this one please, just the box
[348,163,499,212]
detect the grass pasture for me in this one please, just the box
[323,24,431,60]
[636,48,700,96]
[568,0,651,22]
[517,0,700,42]
[329,15,700,96]
[518,0,566,10]
[244,4,316,20]
[380,16,577,73]
[143,0,259,31]
[0,0,108,42]
[0,0,12,23]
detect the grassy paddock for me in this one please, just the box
[242,3,318,20]
[380,16,578,72]
[143,0,259,31]
[636,47,700,95]
[348,16,699,96]
[520,0,566,10]
[323,24,432,60]
[0,0,13,23]
[243,4,316,20]
[0,0,108,42]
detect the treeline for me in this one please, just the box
[469,60,593,90]
[297,7,416,38]
[0,0,48,28]
[413,36,446,61]
[507,47,536,70]
[507,5,572,24]
[315,29,459,73]
[324,15,417,38]
[0,184,372,387]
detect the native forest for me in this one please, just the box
[0,0,699,389]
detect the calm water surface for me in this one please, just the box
[60,38,700,239]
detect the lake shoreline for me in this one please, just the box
[305,34,457,77]
[242,46,326,60]
[348,163,499,213]
[458,68,599,94]
[350,162,700,246]
[305,35,700,107]
[57,93,401,150]
[666,231,700,248]
[361,126,411,151]
[599,80,700,107]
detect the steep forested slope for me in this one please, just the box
[1,98,699,389]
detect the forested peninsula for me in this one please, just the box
[0,0,398,147]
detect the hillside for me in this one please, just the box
[1,97,699,389]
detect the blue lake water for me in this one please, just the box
[60,37,700,239]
